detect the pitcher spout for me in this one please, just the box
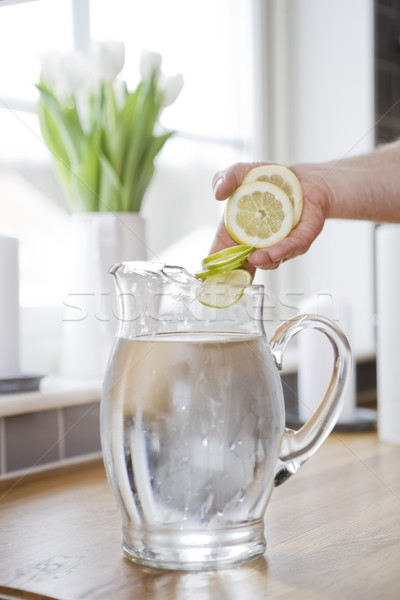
[107,260,263,339]
[109,263,122,276]
[108,261,163,278]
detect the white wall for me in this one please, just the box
[256,0,376,357]
[288,0,375,164]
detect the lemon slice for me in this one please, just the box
[196,268,253,308]
[243,164,303,227]
[224,181,294,248]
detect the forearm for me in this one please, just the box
[301,140,400,223]
[210,141,400,268]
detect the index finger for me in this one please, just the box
[208,219,236,254]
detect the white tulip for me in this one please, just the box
[159,73,184,108]
[112,79,128,110]
[39,50,90,102]
[90,40,125,83]
[139,49,162,82]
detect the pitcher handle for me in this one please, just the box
[270,314,352,487]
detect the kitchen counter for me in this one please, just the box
[0,432,399,600]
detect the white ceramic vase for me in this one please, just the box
[60,212,147,380]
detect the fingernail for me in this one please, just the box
[213,176,224,195]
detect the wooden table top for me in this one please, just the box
[0,431,399,600]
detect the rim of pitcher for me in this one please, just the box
[109,260,265,291]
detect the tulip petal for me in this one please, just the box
[139,49,162,81]
[159,73,184,108]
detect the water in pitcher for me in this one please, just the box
[102,332,285,533]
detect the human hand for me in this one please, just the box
[210,161,331,271]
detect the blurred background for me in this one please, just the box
[0,0,398,377]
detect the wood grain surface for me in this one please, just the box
[0,432,399,600]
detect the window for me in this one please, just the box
[1,0,376,377]
[0,0,255,312]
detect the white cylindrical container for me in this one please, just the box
[0,233,20,379]
[376,225,400,445]
[298,293,356,425]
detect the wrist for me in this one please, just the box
[291,162,333,220]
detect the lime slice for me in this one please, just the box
[202,244,254,266]
[195,254,248,278]
[196,268,253,308]
[224,181,294,248]
[243,164,303,227]
[201,245,254,270]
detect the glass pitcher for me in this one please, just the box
[101,261,351,570]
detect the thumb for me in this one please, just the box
[212,162,261,200]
